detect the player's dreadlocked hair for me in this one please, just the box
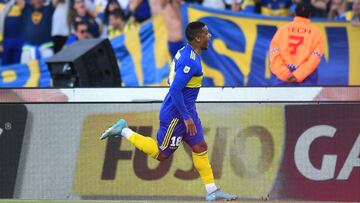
[185,21,206,41]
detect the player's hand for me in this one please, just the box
[184,118,197,136]
[285,73,297,83]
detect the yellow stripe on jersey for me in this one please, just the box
[190,50,196,60]
[8,5,21,17]
[160,118,179,150]
[186,75,203,88]
[0,3,21,17]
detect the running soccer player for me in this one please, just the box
[100,21,238,201]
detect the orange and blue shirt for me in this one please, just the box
[269,16,324,83]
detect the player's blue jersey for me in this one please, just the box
[159,44,203,122]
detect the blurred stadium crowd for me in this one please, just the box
[0,0,359,66]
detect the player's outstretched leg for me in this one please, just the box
[100,119,159,158]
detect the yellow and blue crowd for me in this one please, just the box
[0,0,359,66]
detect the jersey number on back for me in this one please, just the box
[289,35,304,55]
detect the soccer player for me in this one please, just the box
[100,21,239,201]
[269,2,324,86]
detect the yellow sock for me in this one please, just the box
[192,151,215,185]
[127,132,159,158]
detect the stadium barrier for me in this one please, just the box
[0,89,358,201]
[1,86,360,102]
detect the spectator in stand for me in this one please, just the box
[69,0,100,38]
[224,0,244,11]
[202,0,243,11]
[150,0,183,58]
[202,0,226,9]
[107,9,127,39]
[84,0,96,13]
[269,3,324,85]
[328,0,346,19]
[199,0,255,13]
[310,0,330,17]
[345,0,353,12]
[65,21,91,46]
[0,0,23,65]
[127,0,151,23]
[338,0,360,25]
[351,0,360,25]
[51,0,70,53]
[260,0,292,16]
[18,0,58,63]
[103,0,122,26]
[117,0,131,9]
[101,0,130,17]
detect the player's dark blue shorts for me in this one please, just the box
[156,117,204,156]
